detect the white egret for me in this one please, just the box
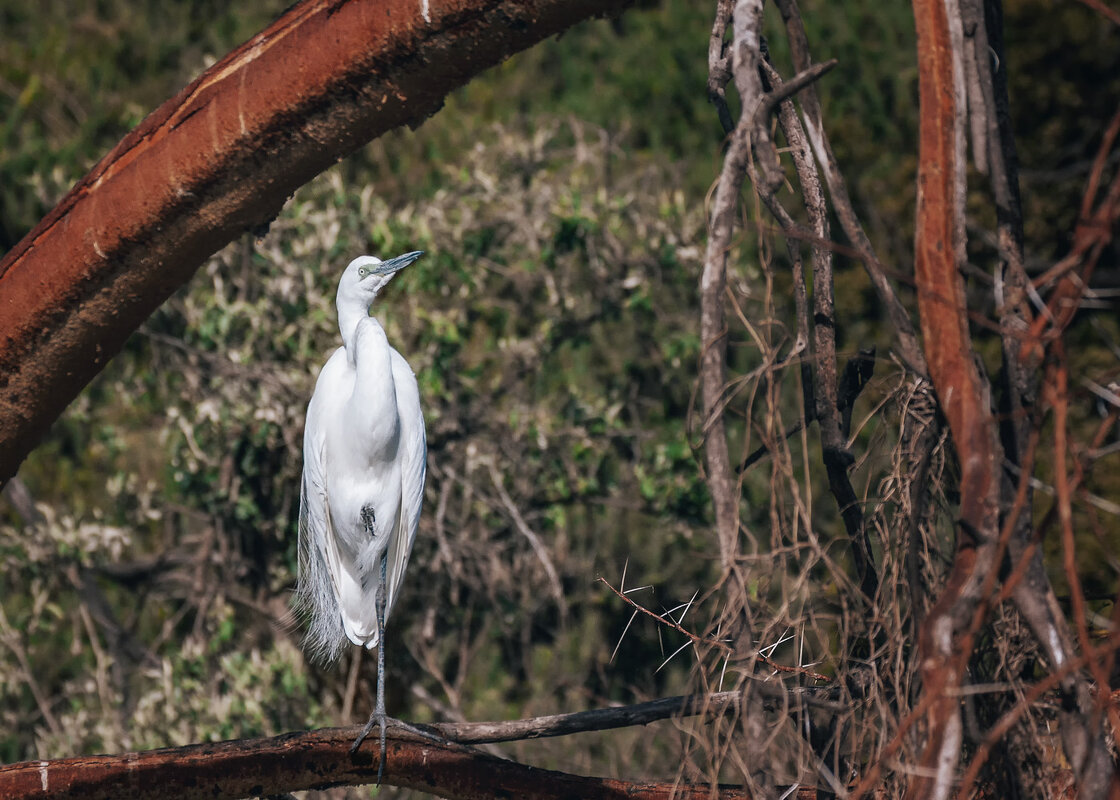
[296,250,426,782]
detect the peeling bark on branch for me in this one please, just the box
[0,726,759,800]
[909,0,1002,796]
[700,0,760,573]
[773,0,928,380]
[0,0,631,484]
[0,704,838,800]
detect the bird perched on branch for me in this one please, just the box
[296,250,426,782]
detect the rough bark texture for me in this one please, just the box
[699,0,761,573]
[0,725,821,800]
[0,0,631,484]
[773,0,929,380]
[909,0,1002,796]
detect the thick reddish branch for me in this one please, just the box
[0,0,630,484]
[908,0,1001,796]
[0,725,817,800]
[912,5,985,457]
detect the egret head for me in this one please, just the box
[338,251,424,308]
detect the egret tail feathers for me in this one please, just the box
[294,476,347,663]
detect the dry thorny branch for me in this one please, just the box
[691,0,1119,797]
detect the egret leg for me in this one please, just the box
[375,553,387,782]
[350,552,390,784]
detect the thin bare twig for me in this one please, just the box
[0,604,63,738]
[488,462,567,620]
[598,578,831,684]
[773,0,929,379]
[708,0,736,134]
[760,57,878,603]
[700,0,764,574]
[956,629,1120,798]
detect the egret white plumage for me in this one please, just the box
[296,250,426,782]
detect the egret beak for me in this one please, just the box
[373,250,424,276]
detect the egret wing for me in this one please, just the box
[295,350,349,662]
[384,348,427,618]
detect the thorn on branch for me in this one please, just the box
[597,577,831,684]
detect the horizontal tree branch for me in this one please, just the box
[430,690,738,743]
[0,0,632,485]
[0,727,742,800]
[0,696,832,800]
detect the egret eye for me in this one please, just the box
[358,267,368,278]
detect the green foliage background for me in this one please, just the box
[1,0,1118,795]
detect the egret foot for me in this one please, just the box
[350,708,383,754]
[350,713,453,785]
[350,714,451,753]
[348,648,389,784]
[388,718,450,745]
